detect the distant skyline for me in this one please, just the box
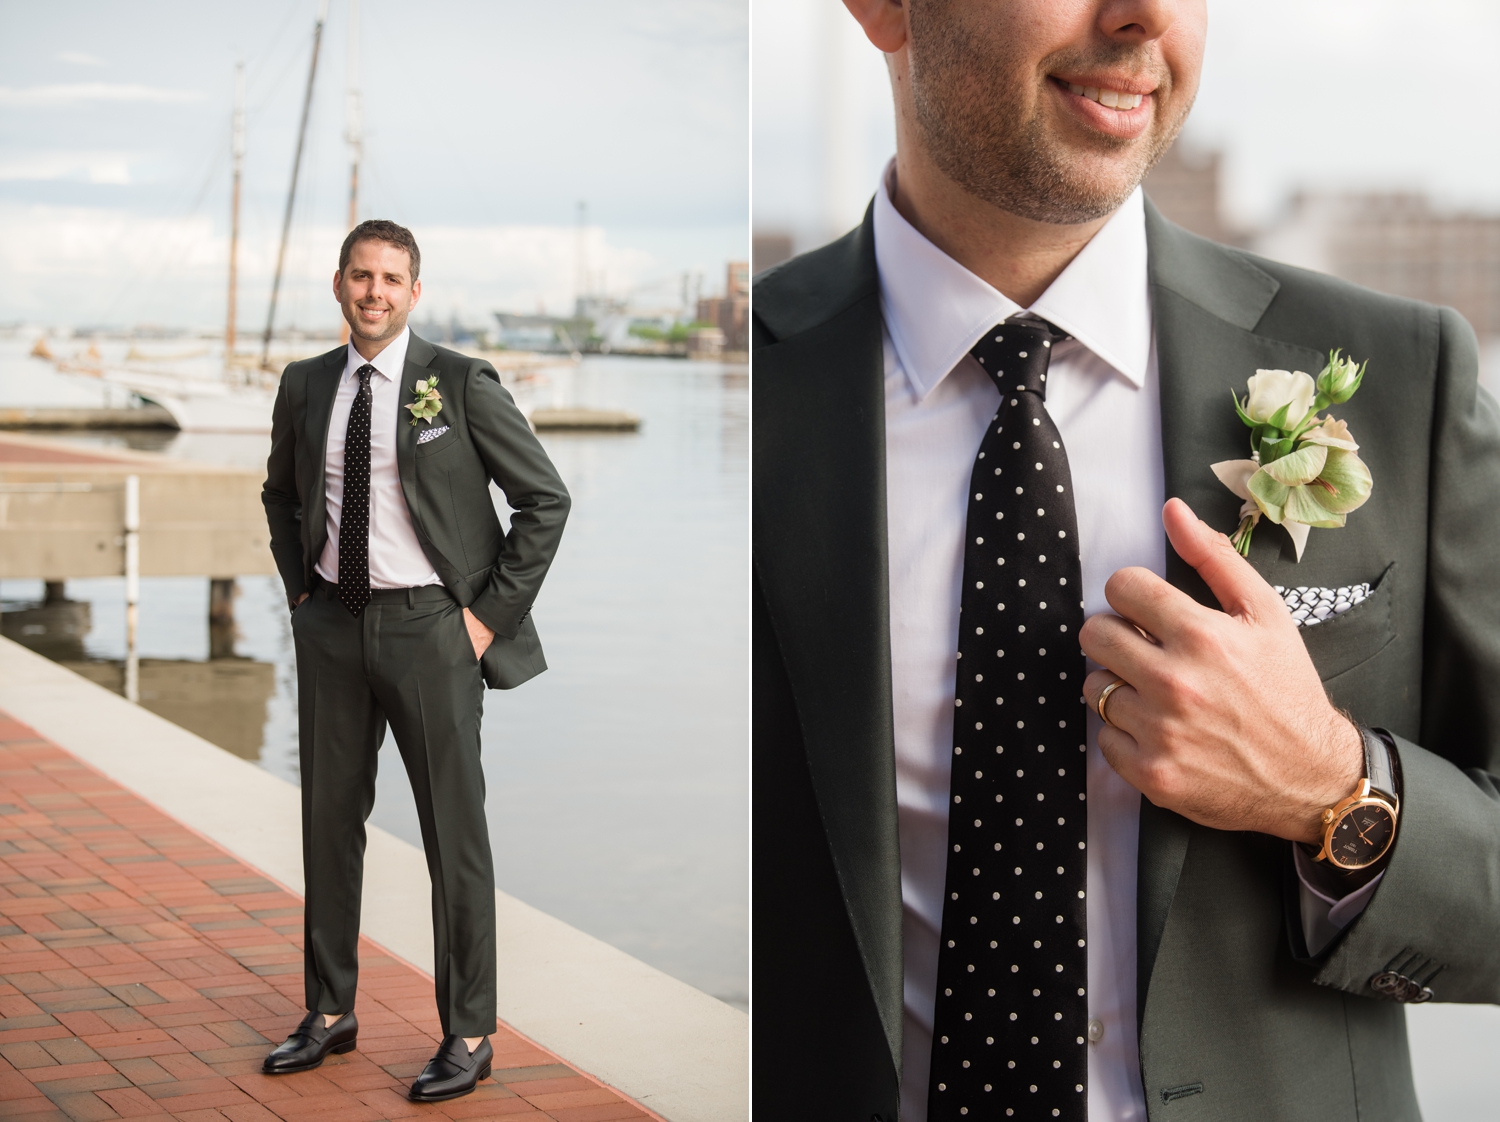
[0,0,747,328]
[754,0,1500,251]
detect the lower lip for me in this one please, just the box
[1051,78,1153,140]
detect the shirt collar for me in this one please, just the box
[344,325,411,384]
[873,161,1151,402]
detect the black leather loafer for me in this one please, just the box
[409,1035,493,1102]
[262,1010,358,1074]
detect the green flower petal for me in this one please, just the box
[1247,469,1289,523]
[1259,442,1328,487]
[1283,484,1345,528]
[1312,447,1373,514]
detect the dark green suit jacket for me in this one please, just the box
[752,200,1500,1120]
[262,331,569,689]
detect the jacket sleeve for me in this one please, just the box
[1313,306,1500,1003]
[262,371,308,608]
[461,359,571,639]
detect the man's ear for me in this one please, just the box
[409,278,421,309]
[331,270,343,300]
[843,0,907,53]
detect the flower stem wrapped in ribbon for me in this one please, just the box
[405,375,442,427]
[1210,351,1373,561]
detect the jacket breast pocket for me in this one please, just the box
[1299,562,1397,682]
[414,424,460,457]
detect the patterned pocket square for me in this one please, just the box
[1275,582,1373,627]
[416,424,451,445]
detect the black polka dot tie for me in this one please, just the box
[337,363,375,617]
[928,319,1087,1121]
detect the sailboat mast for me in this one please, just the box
[341,0,362,346]
[225,61,245,367]
[346,0,361,232]
[261,0,329,370]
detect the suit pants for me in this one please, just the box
[291,582,497,1037]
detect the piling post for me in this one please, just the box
[209,578,238,660]
[124,475,140,703]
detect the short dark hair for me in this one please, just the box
[339,219,421,282]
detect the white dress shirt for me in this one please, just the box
[315,326,443,589]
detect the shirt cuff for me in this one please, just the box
[1292,843,1385,957]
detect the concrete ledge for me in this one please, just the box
[0,635,746,1122]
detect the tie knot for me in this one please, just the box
[969,319,1064,399]
[356,363,376,387]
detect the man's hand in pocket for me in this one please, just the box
[462,607,494,662]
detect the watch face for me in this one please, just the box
[1328,801,1396,869]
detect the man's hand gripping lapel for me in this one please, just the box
[1080,497,1364,844]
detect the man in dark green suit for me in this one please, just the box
[753,2,1500,1119]
[260,220,569,1101]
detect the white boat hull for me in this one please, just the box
[101,369,275,433]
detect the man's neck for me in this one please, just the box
[350,327,402,363]
[889,149,1114,309]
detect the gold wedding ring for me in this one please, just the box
[1096,679,1126,729]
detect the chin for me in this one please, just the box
[350,316,402,343]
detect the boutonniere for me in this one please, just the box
[1210,351,1373,561]
[405,376,442,427]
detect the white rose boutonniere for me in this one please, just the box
[1210,351,1373,561]
[406,376,442,427]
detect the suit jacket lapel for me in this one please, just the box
[753,211,906,1073]
[397,331,438,525]
[304,346,346,565]
[1137,199,1327,1016]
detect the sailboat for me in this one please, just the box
[35,0,569,431]
[34,7,335,433]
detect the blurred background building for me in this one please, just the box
[1258,192,1500,339]
[695,260,750,354]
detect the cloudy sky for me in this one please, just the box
[754,0,1500,250]
[0,0,747,330]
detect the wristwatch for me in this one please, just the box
[1312,724,1400,871]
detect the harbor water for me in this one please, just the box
[0,338,749,1010]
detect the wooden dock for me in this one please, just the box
[0,407,177,431]
[531,407,641,432]
[0,433,274,582]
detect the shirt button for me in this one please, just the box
[1087,1018,1105,1044]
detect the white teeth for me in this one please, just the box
[1066,83,1143,111]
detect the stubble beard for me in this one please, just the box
[907,7,1191,225]
[345,299,409,347]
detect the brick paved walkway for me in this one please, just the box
[0,714,658,1122]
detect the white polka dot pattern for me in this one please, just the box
[929,320,1086,1120]
[337,364,375,616]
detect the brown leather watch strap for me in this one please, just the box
[1358,722,1400,812]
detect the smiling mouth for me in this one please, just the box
[1063,82,1146,111]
